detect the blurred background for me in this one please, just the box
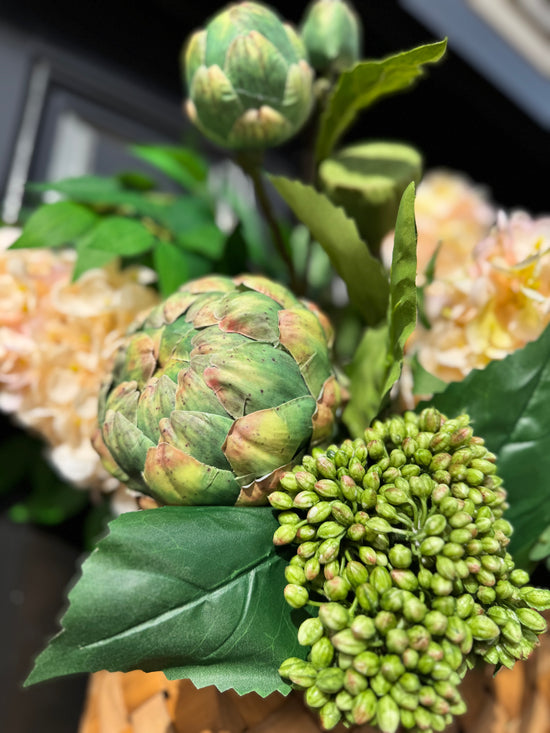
[0,0,548,730]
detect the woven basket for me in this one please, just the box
[79,621,550,733]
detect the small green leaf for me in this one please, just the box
[81,217,156,256]
[316,40,447,161]
[343,323,391,437]
[26,506,306,696]
[131,144,208,190]
[427,323,550,568]
[72,242,117,281]
[153,240,191,296]
[176,223,226,260]
[11,201,98,249]
[269,176,389,325]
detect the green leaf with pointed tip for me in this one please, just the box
[153,240,192,296]
[343,323,390,437]
[269,176,389,325]
[342,184,417,436]
[11,201,98,249]
[426,323,550,569]
[25,506,307,695]
[130,144,208,190]
[315,39,447,161]
[383,182,417,396]
[410,355,447,397]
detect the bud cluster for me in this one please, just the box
[271,408,550,732]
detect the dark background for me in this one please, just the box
[0,1,548,731]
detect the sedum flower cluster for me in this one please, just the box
[270,408,550,732]
[0,230,159,500]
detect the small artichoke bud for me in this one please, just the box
[305,684,330,708]
[300,0,362,73]
[319,701,342,730]
[319,602,349,630]
[184,2,314,151]
[352,688,378,725]
[298,617,324,645]
[310,636,335,668]
[284,583,309,608]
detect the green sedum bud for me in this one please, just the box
[183,2,314,150]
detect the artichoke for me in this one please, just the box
[301,0,362,73]
[93,274,343,506]
[183,1,314,150]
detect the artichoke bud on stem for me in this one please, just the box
[273,407,550,731]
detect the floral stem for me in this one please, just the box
[237,151,300,293]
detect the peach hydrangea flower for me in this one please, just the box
[0,228,160,499]
[408,209,550,398]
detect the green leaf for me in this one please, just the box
[269,176,389,325]
[26,506,306,696]
[72,243,117,281]
[342,184,417,435]
[10,201,98,249]
[153,240,191,296]
[410,355,447,396]
[131,144,208,190]
[343,323,391,437]
[383,182,417,396]
[176,223,226,260]
[316,40,447,161]
[80,217,156,256]
[427,323,550,568]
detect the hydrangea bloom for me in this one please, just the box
[0,229,159,498]
[413,211,550,386]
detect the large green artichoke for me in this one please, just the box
[93,275,343,506]
[183,1,314,150]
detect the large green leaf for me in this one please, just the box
[427,323,550,568]
[26,506,305,695]
[11,201,98,249]
[343,184,417,435]
[315,40,447,161]
[269,176,389,325]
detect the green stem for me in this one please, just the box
[236,151,300,293]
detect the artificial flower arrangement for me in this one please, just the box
[5,1,550,732]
